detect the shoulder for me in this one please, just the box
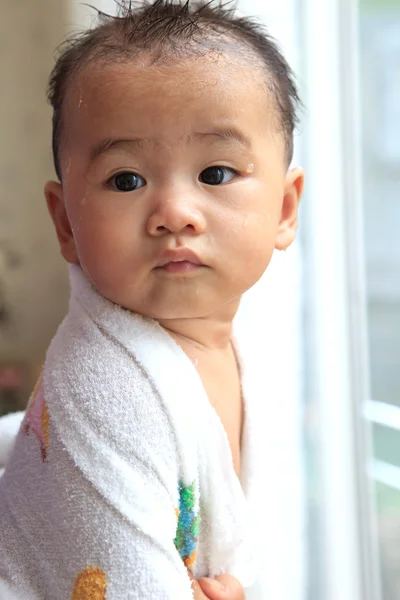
[43,312,180,475]
[46,310,159,408]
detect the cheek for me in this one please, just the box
[220,212,278,289]
[215,181,282,245]
[69,191,130,244]
[242,221,276,266]
[67,204,132,283]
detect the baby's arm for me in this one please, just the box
[0,379,194,600]
[0,411,247,600]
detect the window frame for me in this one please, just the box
[300,0,383,599]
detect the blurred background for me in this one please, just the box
[0,0,399,599]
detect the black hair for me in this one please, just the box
[48,0,300,179]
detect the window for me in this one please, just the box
[360,0,400,597]
[301,0,400,599]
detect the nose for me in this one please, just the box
[146,193,206,237]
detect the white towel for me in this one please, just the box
[0,264,258,600]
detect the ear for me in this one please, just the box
[275,167,304,251]
[44,181,78,264]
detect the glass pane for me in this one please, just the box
[360,0,400,596]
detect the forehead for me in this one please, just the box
[62,54,280,156]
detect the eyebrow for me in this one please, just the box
[193,128,252,149]
[89,138,147,162]
[89,128,252,163]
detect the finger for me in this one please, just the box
[187,570,209,599]
[198,574,245,600]
[197,577,227,599]
[215,574,245,598]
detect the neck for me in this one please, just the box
[158,299,240,352]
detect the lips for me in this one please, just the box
[155,248,203,268]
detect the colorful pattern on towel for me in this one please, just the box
[23,370,50,462]
[174,480,200,568]
[71,566,107,599]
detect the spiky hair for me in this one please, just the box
[48,0,300,178]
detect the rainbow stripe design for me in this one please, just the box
[174,480,200,568]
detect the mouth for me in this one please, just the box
[154,248,205,274]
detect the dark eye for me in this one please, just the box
[199,166,237,186]
[108,172,146,192]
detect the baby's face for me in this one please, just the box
[46,54,303,320]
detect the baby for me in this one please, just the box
[0,1,304,599]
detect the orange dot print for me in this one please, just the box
[71,566,107,600]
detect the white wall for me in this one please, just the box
[0,0,70,396]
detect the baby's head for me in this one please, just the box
[45,0,304,322]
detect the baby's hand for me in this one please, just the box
[188,570,245,600]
